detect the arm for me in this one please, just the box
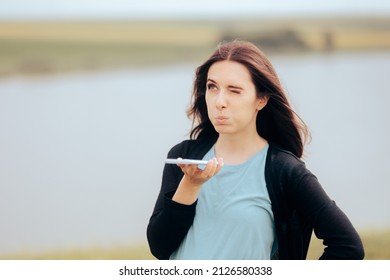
[146,145,195,260]
[291,166,365,259]
[146,143,223,259]
[173,158,223,205]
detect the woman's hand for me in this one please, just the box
[178,157,224,187]
[172,157,224,205]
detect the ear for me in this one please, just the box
[256,96,269,111]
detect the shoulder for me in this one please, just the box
[267,143,306,170]
[266,143,324,216]
[266,142,315,189]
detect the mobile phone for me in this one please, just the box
[165,158,209,165]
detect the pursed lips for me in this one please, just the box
[214,116,229,125]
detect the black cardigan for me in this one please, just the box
[147,136,364,260]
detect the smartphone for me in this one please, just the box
[165,158,209,165]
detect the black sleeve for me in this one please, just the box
[291,163,365,260]
[146,142,197,259]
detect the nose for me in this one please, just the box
[215,90,227,110]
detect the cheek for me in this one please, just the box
[205,95,213,117]
[235,100,258,119]
[205,94,215,110]
[205,93,210,106]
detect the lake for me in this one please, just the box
[0,51,389,255]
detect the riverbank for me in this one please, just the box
[0,16,389,78]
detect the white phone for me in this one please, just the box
[165,158,209,165]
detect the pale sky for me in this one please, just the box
[0,0,390,20]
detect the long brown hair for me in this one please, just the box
[187,40,310,158]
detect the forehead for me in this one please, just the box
[207,60,252,84]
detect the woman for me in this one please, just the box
[147,40,364,260]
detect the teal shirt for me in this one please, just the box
[170,144,276,260]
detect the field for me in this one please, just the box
[306,229,390,260]
[0,16,389,77]
[1,229,389,260]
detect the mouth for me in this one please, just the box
[214,116,229,125]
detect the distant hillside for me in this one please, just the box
[0,16,389,77]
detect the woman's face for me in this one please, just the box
[205,60,266,137]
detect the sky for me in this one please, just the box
[0,0,390,20]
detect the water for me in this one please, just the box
[0,51,389,255]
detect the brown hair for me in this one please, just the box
[187,40,310,158]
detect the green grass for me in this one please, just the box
[1,229,389,260]
[307,229,390,260]
[0,39,214,77]
[0,244,155,260]
[0,17,389,77]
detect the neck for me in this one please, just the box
[215,132,268,165]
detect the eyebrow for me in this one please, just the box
[206,78,244,90]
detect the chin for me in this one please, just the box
[214,127,233,135]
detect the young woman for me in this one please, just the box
[147,40,364,260]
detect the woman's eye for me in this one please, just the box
[230,89,242,94]
[207,84,217,90]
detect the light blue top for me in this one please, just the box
[170,144,276,260]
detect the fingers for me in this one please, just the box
[177,157,224,184]
[177,159,198,177]
[183,164,199,177]
[200,157,223,178]
[215,157,224,174]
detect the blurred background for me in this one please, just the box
[0,0,389,259]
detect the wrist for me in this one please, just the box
[181,175,202,190]
[172,176,202,205]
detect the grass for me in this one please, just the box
[0,39,213,76]
[0,244,155,260]
[0,16,389,77]
[0,20,219,77]
[307,229,390,260]
[1,229,389,260]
